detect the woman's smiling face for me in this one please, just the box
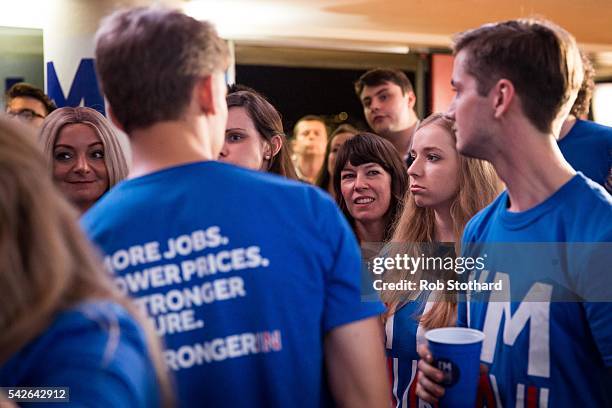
[340,161,392,224]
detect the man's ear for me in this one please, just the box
[406,91,417,109]
[492,79,515,119]
[195,75,216,115]
[106,104,126,132]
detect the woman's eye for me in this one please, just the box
[379,94,387,101]
[54,152,72,161]
[91,150,105,159]
[427,154,440,162]
[341,173,355,180]
[367,170,381,176]
[227,133,243,142]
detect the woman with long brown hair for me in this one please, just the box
[0,116,172,407]
[333,132,409,244]
[382,113,500,406]
[219,86,298,180]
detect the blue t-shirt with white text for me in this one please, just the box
[82,161,384,407]
[459,174,612,407]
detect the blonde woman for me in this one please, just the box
[39,107,129,214]
[0,116,171,407]
[382,113,501,406]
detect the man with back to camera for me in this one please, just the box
[82,6,389,407]
[5,82,56,127]
[558,51,612,193]
[354,69,420,166]
[415,19,612,406]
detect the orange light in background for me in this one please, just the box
[431,54,454,114]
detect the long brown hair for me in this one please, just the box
[384,113,501,328]
[333,132,408,242]
[227,87,298,180]
[0,116,172,406]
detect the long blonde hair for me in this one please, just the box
[384,113,501,328]
[39,107,129,188]
[0,116,172,406]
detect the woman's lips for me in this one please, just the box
[66,180,96,184]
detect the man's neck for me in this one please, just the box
[297,154,325,183]
[382,120,418,158]
[489,129,575,212]
[128,120,218,179]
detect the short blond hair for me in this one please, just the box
[95,7,229,132]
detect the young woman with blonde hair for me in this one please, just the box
[0,116,172,407]
[39,107,129,214]
[382,113,501,406]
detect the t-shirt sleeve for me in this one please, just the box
[15,306,160,408]
[318,197,385,333]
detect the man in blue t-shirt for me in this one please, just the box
[558,52,612,193]
[83,7,389,407]
[416,19,612,406]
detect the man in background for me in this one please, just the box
[292,114,328,182]
[355,68,419,166]
[5,82,56,127]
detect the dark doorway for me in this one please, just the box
[235,64,416,136]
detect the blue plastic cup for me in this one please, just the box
[425,328,485,408]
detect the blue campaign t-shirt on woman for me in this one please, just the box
[82,161,384,407]
[0,301,160,408]
[385,293,437,408]
[458,173,612,407]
